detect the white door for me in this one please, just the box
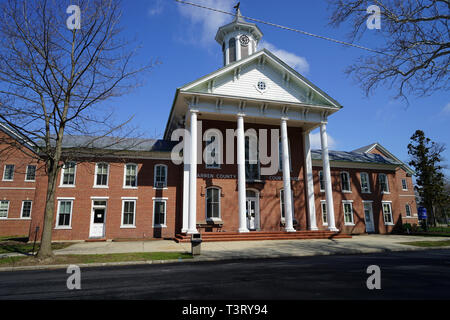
[363,202,375,233]
[89,201,106,238]
[246,199,257,230]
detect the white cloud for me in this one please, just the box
[176,0,235,44]
[310,131,337,150]
[258,40,310,74]
[442,102,450,115]
[148,0,164,16]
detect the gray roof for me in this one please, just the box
[39,135,177,153]
[311,150,400,166]
[351,143,377,153]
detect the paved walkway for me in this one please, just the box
[49,234,449,261]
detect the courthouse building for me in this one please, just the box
[0,9,418,242]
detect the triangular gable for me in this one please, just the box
[180,49,342,109]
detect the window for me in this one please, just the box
[25,165,36,181]
[382,202,393,225]
[379,173,389,193]
[124,164,138,188]
[360,172,370,193]
[229,38,236,63]
[405,204,411,217]
[153,199,166,227]
[343,201,354,225]
[280,189,294,219]
[21,201,32,218]
[206,187,221,219]
[61,162,76,186]
[154,164,167,188]
[122,200,136,227]
[56,200,73,228]
[401,179,408,190]
[95,163,109,186]
[0,201,9,218]
[245,136,260,180]
[321,201,328,225]
[340,172,351,192]
[3,164,14,181]
[319,171,325,192]
[205,135,220,169]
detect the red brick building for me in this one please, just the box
[0,9,418,241]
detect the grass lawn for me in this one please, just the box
[0,252,193,268]
[400,240,450,247]
[0,236,73,254]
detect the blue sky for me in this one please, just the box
[108,0,449,175]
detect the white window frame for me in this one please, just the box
[121,199,136,228]
[3,164,15,181]
[340,171,352,193]
[360,172,371,193]
[405,203,412,217]
[205,187,221,221]
[382,201,394,225]
[343,200,355,225]
[154,164,168,189]
[319,170,325,192]
[21,200,33,219]
[401,178,408,191]
[320,200,328,226]
[60,162,76,187]
[152,198,167,228]
[123,163,138,189]
[0,200,10,219]
[25,165,37,182]
[379,173,390,194]
[55,199,74,229]
[94,162,109,188]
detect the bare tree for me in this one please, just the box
[0,0,153,260]
[328,0,449,101]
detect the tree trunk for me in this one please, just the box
[36,160,59,260]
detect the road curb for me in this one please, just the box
[1,244,448,272]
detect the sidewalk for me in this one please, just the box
[53,234,450,260]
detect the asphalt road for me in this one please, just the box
[1,249,449,300]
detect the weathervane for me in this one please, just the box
[233,2,240,13]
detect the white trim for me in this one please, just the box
[59,161,77,187]
[320,200,328,226]
[94,162,109,188]
[378,173,389,193]
[318,170,325,193]
[342,201,354,225]
[340,171,351,193]
[152,197,168,200]
[382,201,394,225]
[152,198,167,228]
[121,199,136,228]
[20,200,33,219]
[399,194,416,197]
[2,164,15,181]
[401,178,408,191]
[123,163,138,188]
[89,199,107,238]
[121,196,138,200]
[153,164,168,189]
[55,199,73,229]
[405,203,412,217]
[0,200,10,219]
[205,187,221,220]
[246,188,260,231]
[57,197,75,200]
[90,196,109,200]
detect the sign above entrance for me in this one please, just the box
[197,173,300,181]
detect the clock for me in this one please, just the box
[239,35,250,47]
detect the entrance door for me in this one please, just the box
[363,202,375,233]
[89,200,107,238]
[246,190,259,230]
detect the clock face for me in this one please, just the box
[240,35,250,47]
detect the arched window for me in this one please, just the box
[154,164,167,188]
[206,187,220,219]
[229,38,236,63]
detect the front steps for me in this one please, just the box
[174,230,351,243]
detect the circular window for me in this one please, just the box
[257,81,266,91]
[239,35,250,47]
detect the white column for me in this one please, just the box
[237,114,249,233]
[303,130,318,230]
[320,122,338,232]
[182,162,189,233]
[187,110,198,234]
[281,118,295,232]
[236,36,242,61]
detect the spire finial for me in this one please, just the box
[233,2,241,13]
